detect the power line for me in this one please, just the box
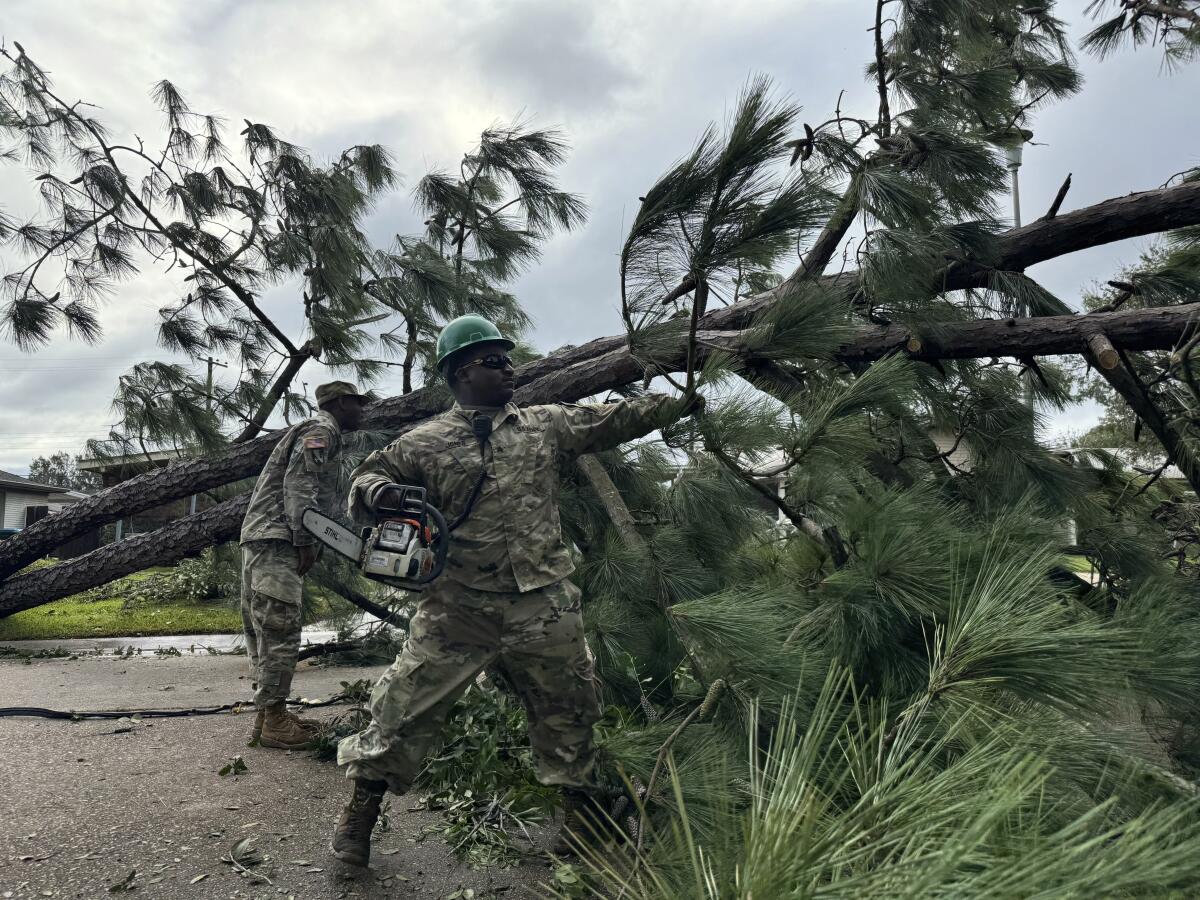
[0,356,145,361]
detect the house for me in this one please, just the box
[0,469,96,557]
[0,469,88,531]
[1053,446,1189,490]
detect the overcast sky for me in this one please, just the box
[0,0,1197,475]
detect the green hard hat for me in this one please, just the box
[435,315,514,371]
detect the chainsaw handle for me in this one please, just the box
[375,483,427,520]
[369,483,448,588]
[407,501,448,585]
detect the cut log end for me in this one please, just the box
[905,336,923,353]
[1086,331,1121,370]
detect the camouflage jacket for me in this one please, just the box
[240,410,343,547]
[348,395,682,592]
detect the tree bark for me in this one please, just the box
[830,300,1200,364]
[1,179,1199,584]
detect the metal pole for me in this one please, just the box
[1004,146,1034,411]
[204,356,227,410]
[1004,144,1023,229]
[1009,165,1021,228]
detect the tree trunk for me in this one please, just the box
[829,300,1200,364]
[402,318,418,394]
[1,179,1198,585]
[797,178,860,279]
[0,382,454,583]
[0,495,250,617]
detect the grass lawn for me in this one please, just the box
[0,564,242,641]
[0,596,242,641]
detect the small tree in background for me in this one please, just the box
[0,44,580,451]
[26,451,100,492]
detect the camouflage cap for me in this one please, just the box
[315,380,367,408]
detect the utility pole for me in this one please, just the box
[204,356,228,411]
[192,356,228,515]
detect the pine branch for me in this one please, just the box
[0,52,300,356]
[705,441,849,567]
[1137,1,1200,26]
[1040,173,1072,221]
[232,346,315,443]
[634,678,725,858]
[1085,330,1200,496]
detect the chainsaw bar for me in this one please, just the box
[302,508,364,562]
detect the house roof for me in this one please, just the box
[0,469,67,494]
[48,489,90,502]
[77,448,191,472]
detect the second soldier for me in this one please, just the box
[239,380,367,749]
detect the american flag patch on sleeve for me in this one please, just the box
[304,435,328,450]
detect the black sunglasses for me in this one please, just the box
[457,353,514,373]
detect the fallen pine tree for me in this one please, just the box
[1,178,1199,601]
[2,292,1199,616]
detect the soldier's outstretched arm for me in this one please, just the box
[546,393,698,458]
[283,421,337,547]
[347,440,420,523]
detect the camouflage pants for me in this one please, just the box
[338,578,600,793]
[239,540,304,708]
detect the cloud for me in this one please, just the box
[466,0,636,119]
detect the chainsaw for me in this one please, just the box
[302,484,449,591]
[305,415,494,591]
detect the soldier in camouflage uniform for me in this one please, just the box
[331,315,700,866]
[240,380,367,749]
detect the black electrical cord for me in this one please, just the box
[0,693,351,720]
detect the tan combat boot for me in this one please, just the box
[251,708,265,743]
[259,701,319,750]
[551,788,617,856]
[289,706,322,729]
[331,778,387,867]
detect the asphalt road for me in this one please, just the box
[0,654,557,899]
